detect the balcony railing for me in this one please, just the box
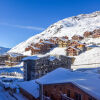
[61,94,74,100]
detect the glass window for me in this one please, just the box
[74,92,82,100]
[67,89,70,97]
[88,97,92,100]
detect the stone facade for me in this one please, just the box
[23,55,72,81]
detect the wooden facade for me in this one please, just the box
[92,33,100,38]
[5,53,26,66]
[20,88,37,100]
[72,35,83,41]
[66,47,81,56]
[58,40,68,48]
[0,55,8,65]
[42,83,96,100]
[83,31,93,38]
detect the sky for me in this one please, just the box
[0,0,100,48]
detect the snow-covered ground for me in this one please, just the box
[72,47,100,70]
[0,63,24,83]
[45,47,66,56]
[8,11,100,55]
[82,38,100,45]
[0,86,15,100]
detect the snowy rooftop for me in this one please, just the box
[48,56,56,61]
[7,53,23,57]
[87,44,100,48]
[18,68,100,99]
[22,55,40,61]
[18,80,39,98]
[37,68,100,100]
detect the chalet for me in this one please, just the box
[5,53,26,66]
[93,29,100,34]
[66,46,81,56]
[31,47,41,55]
[34,43,44,49]
[58,39,68,48]
[43,40,55,48]
[0,54,8,65]
[25,41,54,55]
[75,43,86,51]
[70,41,81,47]
[70,41,86,51]
[49,38,59,45]
[72,35,83,41]
[92,33,100,38]
[22,55,72,81]
[83,31,93,38]
[62,36,69,40]
[19,68,100,100]
[25,46,32,51]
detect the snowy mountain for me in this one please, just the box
[8,11,100,54]
[0,47,10,55]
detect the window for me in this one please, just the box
[45,91,48,96]
[88,97,92,100]
[74,92,82,100]
[67,89,70,97]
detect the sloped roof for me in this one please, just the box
[37,68,100,100]
[22,55,40,61]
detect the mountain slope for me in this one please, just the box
[72,47,100,70]
[8,11,100,54]
[0,47,10,55]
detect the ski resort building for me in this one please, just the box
[22,55,72,81]
[5,53,26,66]
[66,46,81,56]
[18,68,100,100]
[71,35,84,41]
[83,31,93,38]
[0,55,8,65]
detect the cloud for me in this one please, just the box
[0,23,45,31]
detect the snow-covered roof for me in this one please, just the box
[31,46,40,50]
[87,45,100,48]
[37,68,100,100]
[48,56,56,61]
[67,46,81,51]
[43,41,53,44]
[18,80,39,98]
[7,53,23,57]
[22,56,40,61]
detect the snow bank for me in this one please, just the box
[72,47,100,70]
[47,47,66,56]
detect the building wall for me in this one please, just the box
[23,56,72,81]
[43,83,96,100]
[20,88,38,100]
